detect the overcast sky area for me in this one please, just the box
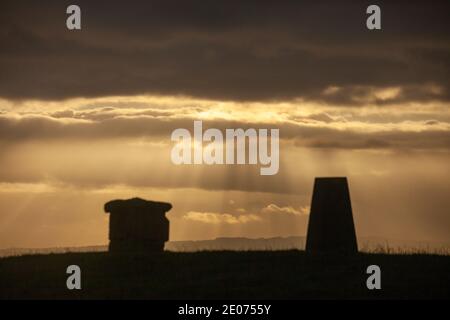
[0,0,449,248]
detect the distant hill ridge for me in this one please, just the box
[1,236,449,257]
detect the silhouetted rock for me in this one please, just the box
[104,197,172,253]
[305,177,358,254]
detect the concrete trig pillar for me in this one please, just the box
[305,177,358,254]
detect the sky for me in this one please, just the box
[0,0,449,248]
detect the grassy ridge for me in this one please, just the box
[0,251,449,299]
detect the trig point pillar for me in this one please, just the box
[305,177,358,254]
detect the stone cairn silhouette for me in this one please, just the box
[305,177,358,254]
[104,197,172,253]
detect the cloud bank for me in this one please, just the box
[1,0,449,104]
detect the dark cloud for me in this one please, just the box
[0,0,449,104]
[0,112,448,150]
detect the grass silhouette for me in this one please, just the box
[0,250,449,299]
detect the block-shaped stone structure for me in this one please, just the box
[104,197,172,253]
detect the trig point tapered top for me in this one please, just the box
[104,197,172,253]
[305,177,358,254]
